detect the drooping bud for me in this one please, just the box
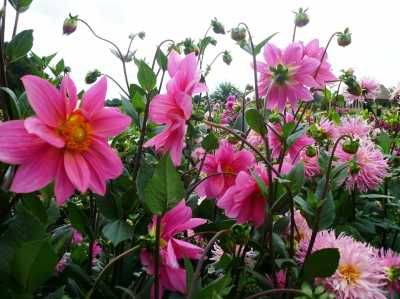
[342,138,360,154]
[337,28,352,47]
[231,26,247,42]
[269,112,281,124]
[223,50,232,65]
[211,18,225,34]
[306,145,317,157]
[63,14,78,35]
[85,69,101,84]
[294,7,309,27]
[231,223,251,245]
[340,69,362,96]
[138,31,146,39]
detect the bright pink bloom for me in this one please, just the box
[145,51,207,166]
[338,116,370,139]
[0,75,131,206]
[335,139,388,192]
[303,39,336,87]
[140,201,206,298]
[379,249,400,299]
[72,229,83,245]
[255,42,319,111]
[196,140,255,199]
[218,165,269,227]
[268,114,314,162]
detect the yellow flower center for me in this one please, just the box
[338,264,361,284]
[57,111,92,151]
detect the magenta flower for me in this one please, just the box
[255,42,319,111]
[140,201,206,298]
[379,249,400,299]
[247,130,264,148]
[218,165,269,227]
[303,39,336,87]
[266,270,286,289]
[55,253,70,275]
[72,229,83,245]
[335,139,388,192]
[145,51,207,166]
[0,75,131,206]
[300,149,320,178]
[338,116,371,139]
[268,115,314,162]
[196,140,255,200]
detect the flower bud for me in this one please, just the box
[85,69,101,84]
[211,18,225,34]
[294,8,309,27]
[231,223,251,245]
[231,27,247,42]
[138,31,146,39]
[223,50,232,65]
[306,145,317,157]
[342,138,359,154]
[349,159,361,175]
[337,28,352,47]
[269,112,281,123]
[63,15,78,35]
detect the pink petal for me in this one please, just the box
[164,264,186,294]
[165,240,179,268]
[172,238,203,259]
[264,43,282,66]
[90,107,131,138]
[24,116,65,148]
[21,75,65,127]
[55,158,75,206]
[81,76,107,120]
[64,151,90,192]
[167,50,182,77]
[11,146,61,193]
[87,161,107,196]
[60,75,78,115]
[0,120,46,164]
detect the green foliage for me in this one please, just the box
[303,248,340,279]
[6,30,33,64]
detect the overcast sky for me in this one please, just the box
[5,0,400,98]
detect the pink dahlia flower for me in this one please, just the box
[300,148,320,178]
[247,130,264,148]
[255,42,319,111]
[286,210,312,244]
[196,140,255,200]
[217,165,269,227]
[345,77,380,104]
[318,117,339,140]
[140,201,206,298]
[338,116,371,139]
[297,231,386,299]
[379,249,400,299]
[0,75,131,206]
[145,51,207,166]
[269,114,314,162]
[303,39,336,87]
[335,139,388,192]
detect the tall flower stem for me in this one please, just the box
[292,24,297,42]
[314,32,340,79]
[11,7,19,38]
[154,215,161,299]
[244,288,306,299]
[78,18,130,92]
[0,0,10,120]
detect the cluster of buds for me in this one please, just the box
[182,38,200,55]
[337,28,352,47]
[294,7,310,27]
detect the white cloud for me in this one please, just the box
[5,0,400,98]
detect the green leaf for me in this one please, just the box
[121,97,138,127]
[376,133,391,154]
[319,193,335,230]
[194,275,232,299]
[254,32,279,55]
[155,48,168,71]
[202,133,219,151]
[287,128,307,147]
[12,238,57,292]
[144,155,185,214]
[0,87,21,118]
[286,161,304,194]
[8,0,33,12]
[184,258,194,291]
[245,108,266,134]
[102,220,134,246]
[137,60,156,92]
[303,248,340,279]
[6,30,33,63]
[66,203,92,237]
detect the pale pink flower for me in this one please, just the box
[255,42,319,111]
[378,249,400,299]
[218,165,269,227]
[140,201,206,298]
[247,130,264,148]
[191,147,205,162]
[0,75,131,206]
[345,77,380,104]
[318,117,339,140]
[300,149,320,178]
[55,253,70,274]
[72,229,83,245]
[335,139,388,192]
[196,140,255,199]
[145,51,207,166]
[338,116,370,139]
[303,39,336,87]
[269,114,314,162]
[287,210,312,243]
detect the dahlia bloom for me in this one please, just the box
[218,165,269,227]
[247,130,264,148]
[345,77,380,104]
[318,117,339,140]
[289,210,312,243]
[0,75,131,205]
[335,139,388,192]
[337,116,371,139]
[196,140,255,199]
[379,249,400,299]
[303,39,336,87]
[145,51,207,166]
[140,201,206,298]
[297,231,386,299]
[268,114,314,162]
[72,229,83,245]
[255,42,319,111]
[300,148,320,178]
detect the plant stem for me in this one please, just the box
[244,288,306,299]
[154,215,161,299]
[12,7,19,38]
[103,74,130,98]
[314,32,340,79]
[0,0,9,120]
[292,24,297,42]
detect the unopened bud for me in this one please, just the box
[294,8,309,27]
[231,27,247,42]
[85,69,101,84]
[342,138,359,154]
[63,15,78,35]
[138,31,146,39]
[306,146,317,157]
[211,18,225,34]
[337,28,352,47]
[223,50,232,65]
